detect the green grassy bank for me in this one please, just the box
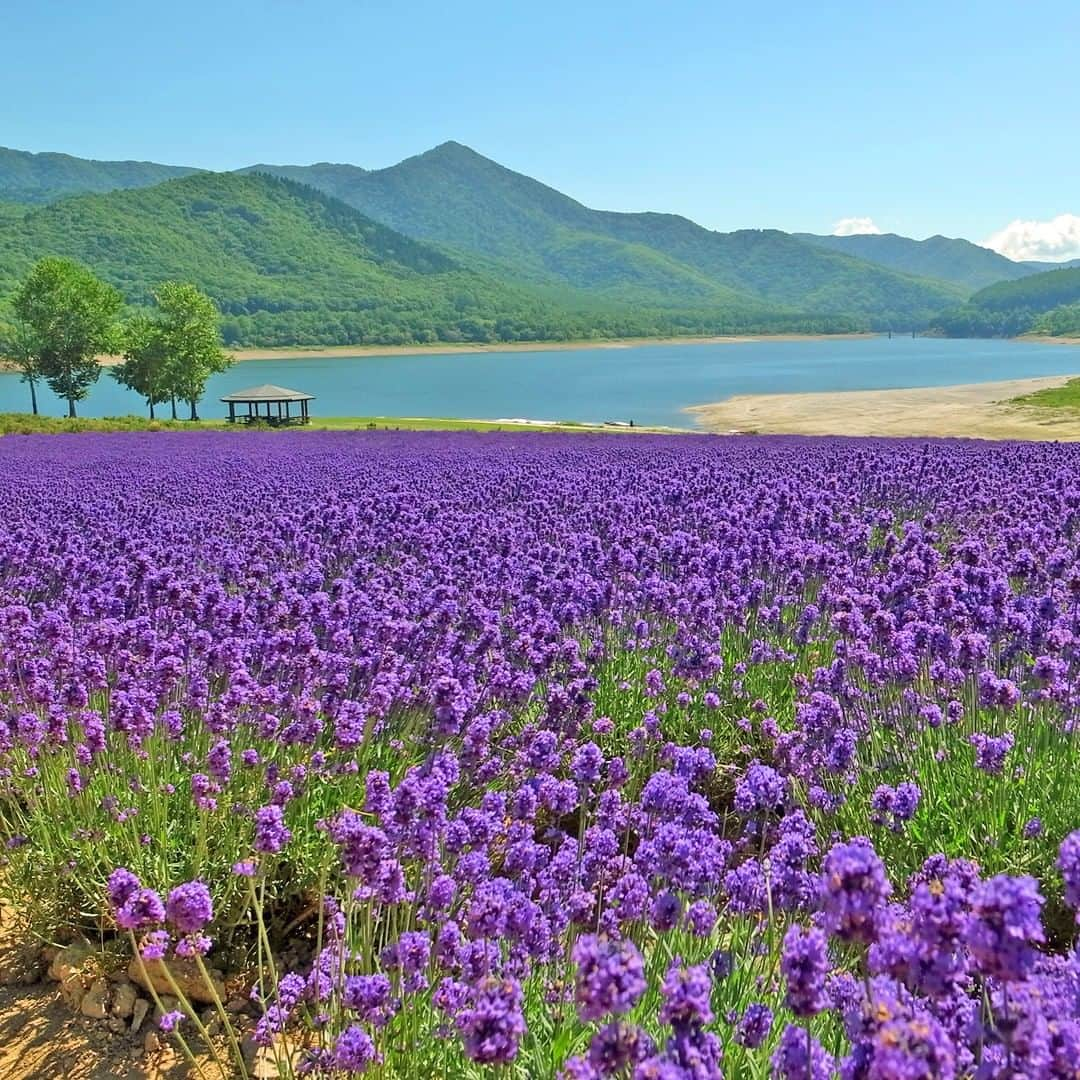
[0,413,689,436]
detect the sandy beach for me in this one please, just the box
[1017,334,1080,346]
[687,374,1080,440]
[0,332,872,373]
[225,332,873,362]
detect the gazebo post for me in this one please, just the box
[228,403,235,424]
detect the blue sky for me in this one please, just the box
[5,1,1080,256]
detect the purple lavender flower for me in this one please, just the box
[1059,830,1080,913]
[734,762,788,815]
[969,731,1014,775]
[571,934,646,1022]
[870,782,921,831]
[658,960,713,1028]
[253,804,291,855]
[158,1009,185,1033]
[963,873,1044,981]
[571,741,604,784]
[332,1025,378,1072]
[686,900,717,937]
[734,1002,773,1049]
[649,890,683,932]
[821,838,892,944]
[115,887,165,931]
[457,977,525,1064]
[165,881,213,935]
[343,973,396,1028]
[867,1008,955,1079]
[781,925,829,1017]
[206,740,231,785]
[107,867,141,911]
[771,1022,834,1079]
[140,929,171,961]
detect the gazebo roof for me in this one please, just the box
[220,384,315,403]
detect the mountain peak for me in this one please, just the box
[407,141,501,171]
[425,140,482,156]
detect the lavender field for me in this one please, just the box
[4,430,1080,1078]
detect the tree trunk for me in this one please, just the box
[67,398,77,419]
[170,396,177,420]
[28,379,38,417]
[148,399,155,420]
[189,400,199,422]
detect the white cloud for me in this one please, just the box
[832,216,882,236]
[982,213,1080,262]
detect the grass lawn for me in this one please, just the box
[0,413,690,435]
[1011,377,1080,409]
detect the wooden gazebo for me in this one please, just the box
[221,384,314,426]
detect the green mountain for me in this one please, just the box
[0,146,198,204]
[4,141,1016,342]
[796,232,1036,292]
[246,142,964,328]
[932,266,1080,337]
[799,231,1080,293]
[0,171,836,347]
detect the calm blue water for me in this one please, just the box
[6,337,1080,428]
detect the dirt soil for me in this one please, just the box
[0,918,228,1080]
[687,375,1080,440]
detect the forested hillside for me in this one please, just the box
[0,146,197,204]
[20,141,1080,344]
[932,267,1080,337]
[0,172,860,346]
[798,232,1040,292]
[249,142,964,329]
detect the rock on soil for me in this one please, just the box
[127,956,226,1005]
[0,920,226,1079]
[129,996,150,1034]
[111,981,138,1020]
[80,977,110,1019]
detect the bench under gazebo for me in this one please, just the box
[221,384,315,426]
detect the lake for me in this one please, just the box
[5,336,1080,428]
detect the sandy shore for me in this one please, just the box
[687,375,1080,440]
[1017,334,1080,347]
[0,333,871,373]
[225,332,873,362]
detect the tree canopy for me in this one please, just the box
[0,316,43,414]
[932,267,1080,338]
[112,312,170,418]
[111,282,230,419]
[12,257,122,416]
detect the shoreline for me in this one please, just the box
[224,332,875,362]
[1017,334,1080,347]
[5,332,1078,372]
[687,374,1080,440]
[0,332,872,373]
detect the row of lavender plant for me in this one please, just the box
[2,431,1080,1077]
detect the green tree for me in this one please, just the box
[0,317,44,415]
[154,282,231,421]
[12,258,122,417]
[112,313,170,418]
